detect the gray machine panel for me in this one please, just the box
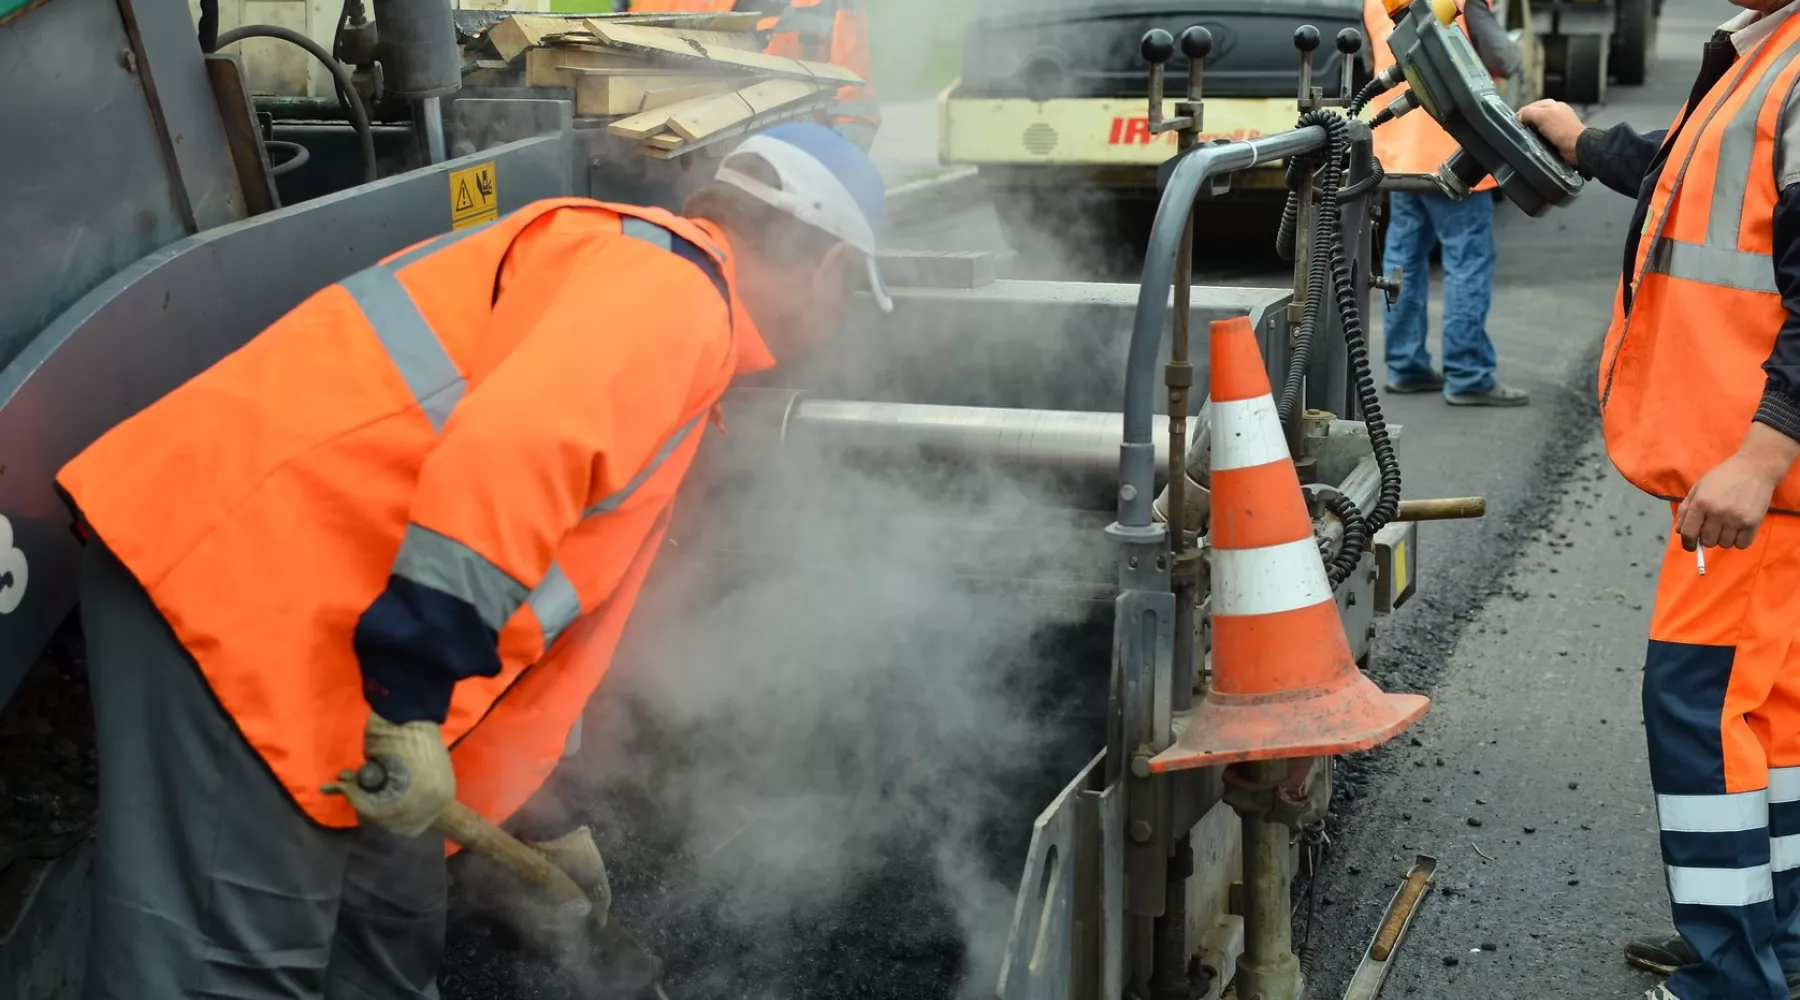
[0,0,197,371]
[0,134,575,707]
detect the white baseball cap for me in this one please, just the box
[714,123,893,312]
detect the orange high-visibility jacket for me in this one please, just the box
[626,0,880,139]
[57,199,774,829]
[1601,14,1800,512]
[759,0,880,139]
[1362,0,1499,192]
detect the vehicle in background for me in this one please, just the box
[932,0,1581,263]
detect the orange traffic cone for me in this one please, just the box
[1150,317,1428,773]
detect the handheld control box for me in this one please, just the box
[1384,0,1583,215]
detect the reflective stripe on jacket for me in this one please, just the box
[1600,14,1800,512]
[759,0,880,133]
[1362,0,1498,192]
[57,198,774,829]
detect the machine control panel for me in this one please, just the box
[1384,0,1583,216]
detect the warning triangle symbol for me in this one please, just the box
[454,180,476,213]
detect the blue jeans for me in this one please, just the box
[1382,191,1499,396]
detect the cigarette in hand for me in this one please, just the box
[1696,545,1707,576]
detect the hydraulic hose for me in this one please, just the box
[216,24,378,184]
[266,140,311,178]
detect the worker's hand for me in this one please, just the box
[1676,425,1800,551]
[321,714,455,837]
[1518,100,1585,167]
[470,828,612,956]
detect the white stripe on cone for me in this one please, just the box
[1210,395,1291,472]
[1212,538,1335,617]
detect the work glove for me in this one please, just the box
[475,826,613,946]
[321,713,455,837]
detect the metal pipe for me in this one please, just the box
[718,391,1175,507]
[1120,127,1332,529]
[1238,761,1302,1000]
[418,97,447,164]
[777,397,1174,480]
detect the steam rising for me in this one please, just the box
[569,438,1108,997]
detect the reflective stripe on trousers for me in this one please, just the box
[345,214,705,648]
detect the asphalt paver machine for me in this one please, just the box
[0,0,1580,994]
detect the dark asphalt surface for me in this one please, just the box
[443,8,1711,997]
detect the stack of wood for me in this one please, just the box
[461,11,864,159]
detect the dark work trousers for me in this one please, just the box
[79,540,448,1000]
[1644,511,1800,1000]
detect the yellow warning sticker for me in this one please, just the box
[1393,537,1410,597]
[450,161,498,230]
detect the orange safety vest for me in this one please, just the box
[759,0,880,141]
[1601,15,1800,512]
[57,199,775,829]
[1362,0,1499,192]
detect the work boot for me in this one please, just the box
[1444,384,1530,407]
[1625,934,1697,976]
[1626,932,1800,999]
[1384,373,1444,394]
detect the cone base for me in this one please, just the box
[1148,679,1429,773]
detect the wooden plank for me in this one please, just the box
[640,79,740,112]
[607,77,826,141]
[586,11,765,32]
[588,22,862,84]
[666,78,826,142]
[486,14,572,62]
[579,19,760,52]
[638,101,831,160]
[524,45,660,87]
[484,11,763,62]
[572,72,722,117]
[638,92,835,159]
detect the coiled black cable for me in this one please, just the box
[1347,75,1389,118]
[1274,107,1404,577]
[1338,155,1385,201]
[1323,493,1369,587]
[1276,108,1352,425]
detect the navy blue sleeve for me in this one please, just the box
[1575,124,1667,198]
[353,577,504,724]
[1756,183,1800,444]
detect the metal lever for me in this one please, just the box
[1295,24,1322,111]
[1143,26,1213,136]
[1336,27,1364,102]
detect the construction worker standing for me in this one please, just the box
[1363,0,1529,406]
[1520,0,1800,996]
[623,0,881,149]
[59,123,890,999]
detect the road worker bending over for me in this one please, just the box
[56,123,890,999]
[1522,0,1800,996]
[624,0,881,149]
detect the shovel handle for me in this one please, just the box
[434,802,591,914]
[354,761,590,916]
